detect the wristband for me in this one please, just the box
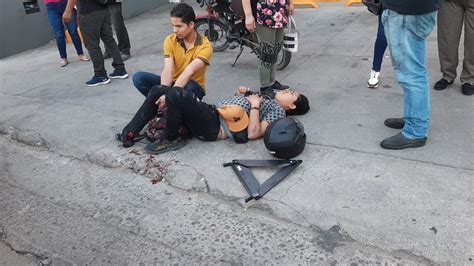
[251,106,260,110]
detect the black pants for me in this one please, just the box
[123,86,220,141]
[165,88,220,141]
[106,2,131,55]
[79,8,124,76]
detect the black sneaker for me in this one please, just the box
[144,138,186,155]
[433,78,453,90]
[109,69,129,79]
[271,80,289,90]
[384,118,404,129]
[380,133,427,150]
[86,76,110,86]
[461,83,474,96]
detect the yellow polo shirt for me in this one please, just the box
[163,33,213,92]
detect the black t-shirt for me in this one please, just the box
[382,0,440,15]
[77,0,107,15]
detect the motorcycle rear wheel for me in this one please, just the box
[195,18,229,52]
[276,49,291,70]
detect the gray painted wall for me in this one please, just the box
[122,0,167,19]
[0,0,165,59]
[0,0,52,59]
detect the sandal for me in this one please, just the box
[144,138,186,155]
[79,55,91,61]
[59,59,69,67]
[115,132,147,142]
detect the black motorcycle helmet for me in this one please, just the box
[264,117,306,159]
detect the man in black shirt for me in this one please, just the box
[379,0,440,149]
[382,0,440,15]
[63,0,128,86]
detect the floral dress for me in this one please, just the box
[255,0,289,29]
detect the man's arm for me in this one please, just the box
[173,58,206,88]
[242,0,255,33]
[160,57,174,86]
[288,0,294,16]
[246,94,268,140]
[62,0,77,23]
[248,119,269,140]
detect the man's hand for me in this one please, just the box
[63,10,72,23]
[63,0,77,23]
[245,15,256,33]
[246,94,262,108]
[155,95,166,111]
[289,2,295,16]
[237,86,251,95]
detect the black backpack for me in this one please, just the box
[362,0,383,15]
[145,109,191,141]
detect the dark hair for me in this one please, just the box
[286,94,309,116]
[170,3,196,24]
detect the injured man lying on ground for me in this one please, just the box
[117,85,309,154]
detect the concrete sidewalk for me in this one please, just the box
[0,2,472,264]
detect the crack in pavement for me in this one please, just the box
[1,127,50,150]
[0,226,51,265]
[0,135,463,264]
[263,198,310,227]
[87,237,119,265]
[0,182,203,263]
[0,177,139,238]
[1,137,441,263]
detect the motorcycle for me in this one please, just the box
[195,0,292,70]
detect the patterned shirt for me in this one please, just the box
[255,0,289,29]
[216,95,286,124]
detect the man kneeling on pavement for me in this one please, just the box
[119,86,309,154]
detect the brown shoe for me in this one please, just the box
[59,59,69,67]
[79,55,91,61]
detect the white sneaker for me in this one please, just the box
[367,70,380,88]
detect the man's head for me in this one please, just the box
[170,3,196,39]
[275,89,310,116]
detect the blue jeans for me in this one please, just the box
[382,9,437,139]
[45,2,84,59]
[132,71,206,100]
[372,14,387,72]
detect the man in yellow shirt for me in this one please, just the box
[132,3,213,100]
